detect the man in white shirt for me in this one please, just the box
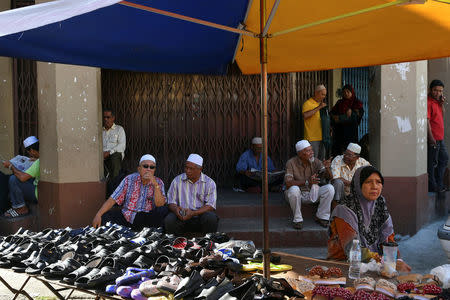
[103,109,126,179]
[330,143,370,203]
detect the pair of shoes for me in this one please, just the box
[292,222,303,230]
[314,216,329,228]
[3,207,29,218]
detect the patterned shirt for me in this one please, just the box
[236,149,275,172]
[167,173,217,210]
[331,155,370,195]
[111,173,166,223]
[103,123,126,159]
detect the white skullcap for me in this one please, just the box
[347,143,361,154]
[295,140,311,152]
[315,84,326,92]
[23,136,38,148]
[252,137,262,145]
[187,153,203,167]
[139,154,156,164]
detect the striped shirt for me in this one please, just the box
[111,173,166,223]
[167,173,217,210]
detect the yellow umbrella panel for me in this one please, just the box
[236,0,450,74]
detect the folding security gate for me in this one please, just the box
[342,67,369,140]
[12,0,38,155]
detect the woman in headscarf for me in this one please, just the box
[331,84,364,156]
[327,166,411,272]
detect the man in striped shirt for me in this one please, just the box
[164,154,218,234]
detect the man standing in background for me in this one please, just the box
[427,79,448,193]
[303,84,327,159]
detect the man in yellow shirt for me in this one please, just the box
[302,84,327,159]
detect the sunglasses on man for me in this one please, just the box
[141,164,156,169]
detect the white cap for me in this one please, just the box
[315,84,326,92]
[187,153,203,167]
[295,140,311,152]
[139,154,156,164]
[252,137,262,145]
[347,143,361,154]
[23,136,38,148]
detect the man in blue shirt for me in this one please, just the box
[235,137,282,193]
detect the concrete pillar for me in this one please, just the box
[37,62,105,229]
[0,0,14,164]
[428,58,450,153]
[369,61,428,234]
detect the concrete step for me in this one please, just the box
[216,189,317,219]
[0,204,39,236]
[218,217,328,248]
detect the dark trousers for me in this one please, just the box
[101,206,169,231]
[0,172,10,213]
[104,152,123,180]
[164,211,219,234]
[428,140,449,192]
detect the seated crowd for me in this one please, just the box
[0,136,411,270]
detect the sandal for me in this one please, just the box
[3,207,29,218]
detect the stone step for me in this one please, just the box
[216,189,317,219]
[0,204,39,236]
[218,217,328,248]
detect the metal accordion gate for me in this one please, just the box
[102,69,329,186]
[101,70,292,186]
[342,67,369,140]
[12,0,38,155]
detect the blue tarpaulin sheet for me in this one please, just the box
[0,0,249,74]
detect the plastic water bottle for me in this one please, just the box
[348,239,361,279]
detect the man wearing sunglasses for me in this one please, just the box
[165,154,218,234]
[103,108,126,180]
[92,154,167,230]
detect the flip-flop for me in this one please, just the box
[242,262,292,272]
[3,208,29,218]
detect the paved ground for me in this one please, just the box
[0,217,447,299]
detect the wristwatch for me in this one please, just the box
[305,180,309,187]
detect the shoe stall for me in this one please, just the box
[0,225,448,300]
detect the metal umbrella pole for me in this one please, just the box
[259,0,270,278]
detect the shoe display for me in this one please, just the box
[0,224,303,300]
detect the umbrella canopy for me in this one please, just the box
[0,0,250,74]
[236,0,450,74]
[0,0,449,74]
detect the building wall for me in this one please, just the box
[0,0,14,164]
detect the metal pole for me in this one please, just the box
[260,0,270,278]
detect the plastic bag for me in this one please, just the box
[430,264,450,288]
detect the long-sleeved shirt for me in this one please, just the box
[167,173,217,210]
[103,123,126,159]
[236,149,275,173]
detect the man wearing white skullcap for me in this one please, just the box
[331,143,370,202]
[103,108,126,180]
[235,137,280,193]
[302,84,329,160]
[165,154,218,234]
[1,136,40,218]
[284,140,334,230]
[92,154,168,230]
